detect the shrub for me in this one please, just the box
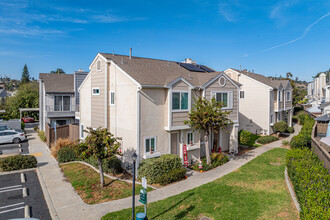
[57,146,77,163]
[286,148,330,219]
[84,156,123,175]
[138,154,184,184]
[239,130,252,145]
[21,121,25,130]
[156,167,187,186]
[287,127,294,133]
[192,152,228,171]
[290,117,315,149]
[256,135,279,144]
[298,113,308,125]
[292,116,299,124]
[50,138,77,159]
[72,142,89,160]
[282,140,289,145]
[0,155,37,171]
[33,125,39,132]
[274,121,288,133]
[38,131,46,142]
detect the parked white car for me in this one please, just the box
[0,131,26,144]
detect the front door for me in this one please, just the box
[171,133,178,155]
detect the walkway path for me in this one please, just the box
[27,124,301,220]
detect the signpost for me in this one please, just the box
[139,177,148,217]
[183,145,188,167]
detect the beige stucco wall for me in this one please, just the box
[140,88,169,157]
[108,63,138,163]
[237,74,271,134]
[79,73,92,139]
[90,57,106,128]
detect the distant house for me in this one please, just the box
[225,68,293,135]
[79,53,240,167]
[0,89,7,101]
[39,70,88,131]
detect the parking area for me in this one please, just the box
[0,170,51,219]
[0,140,29,156]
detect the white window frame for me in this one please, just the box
[96,60,101,71]
[92,87,100,96]
[212,91,233,109]
[110,91,115,106]
[145,136,157,154]
[286,91,291,101]
[172,91,189,112]
[240,91,244,99]
[270,115,273,123]
[279,90,283,102]
[187,132,194,145]
[80,124,84,139]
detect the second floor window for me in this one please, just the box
[92,87,100,95]
[54,96,71,111]
[213,91,233,109]
[172,92,188,110]
[110,91,115,105]
[286,91,291,101]
[240,91,245,98]
[279,91,283,102]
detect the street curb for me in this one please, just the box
[284,167,301,212]
[0,167,36,175]
[62,161,158,190]
[37,167,60,220]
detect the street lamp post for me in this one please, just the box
[132,152,137,220]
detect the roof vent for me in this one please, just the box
[129,48,132,59]
[77,69,84,72]
[243,69,247,72]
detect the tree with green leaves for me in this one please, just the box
[21,64,30,84]
[85,127,121,187]
[50,68,65,74]
[286,72,293,79]
[184,97,232,165]
[4,81,39,119]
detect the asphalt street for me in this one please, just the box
[0,141,29,155]
[0,171,51,220]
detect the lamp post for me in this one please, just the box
[132,152,137,220]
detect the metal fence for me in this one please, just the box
[311,122,330,172]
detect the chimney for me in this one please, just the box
[184,58,196,64]
[77,69,84,72]
[129,48,132,59]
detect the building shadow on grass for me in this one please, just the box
[150,192,194,219]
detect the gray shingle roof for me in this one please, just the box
[100,53,240,87]
[230,68,290,89]
[39,73,74,93]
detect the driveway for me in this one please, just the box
[0,170,51,219]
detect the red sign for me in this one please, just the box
[183,145,188,167]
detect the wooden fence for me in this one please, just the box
[45,123,79,147]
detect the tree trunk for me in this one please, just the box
[97,157,104,187]
[204,131,211,165]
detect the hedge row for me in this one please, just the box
[0,155,37,171]
[290,116,315,149]
[256,135,279,144]
[286,148,330,219]
[138,154,185,185]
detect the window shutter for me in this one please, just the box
[228,91,233,109]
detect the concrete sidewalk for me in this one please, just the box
[27,124,301,220]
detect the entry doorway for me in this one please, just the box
[171,132,179,155]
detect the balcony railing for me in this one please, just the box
[46,105,76,112]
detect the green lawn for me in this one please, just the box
[102,148,298,220]
[60,163,152,204]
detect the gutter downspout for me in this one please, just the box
[136,86,142,172]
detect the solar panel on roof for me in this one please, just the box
[198,65,215,72]
[178,63,205,72]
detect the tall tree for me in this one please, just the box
[286,72,293,79]
[21,64,30,84]
[50,68,65,74]
[185,97,232,165]
[85,127,121,187]
[4,81,39,119]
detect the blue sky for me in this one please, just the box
[0,0,329,82]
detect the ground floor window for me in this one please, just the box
[145,136,156,153]
[187,132,194,145]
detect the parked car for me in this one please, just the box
[22,116,35,123]
[0,131,26,144]
[0,125,13,131]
